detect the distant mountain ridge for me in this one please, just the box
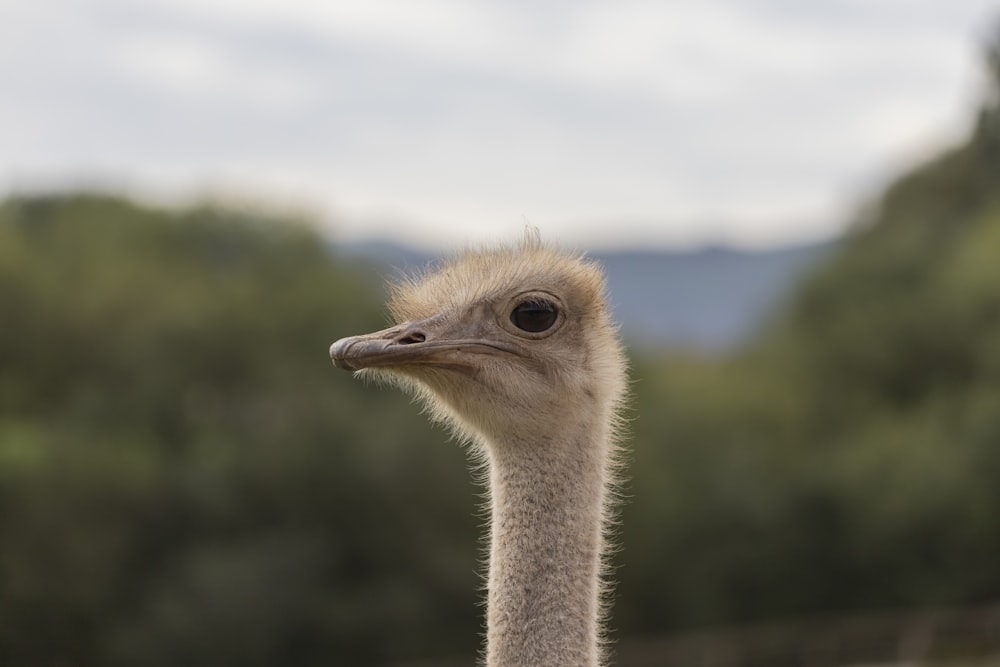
[333,239,836,351]
[597,243,834,350]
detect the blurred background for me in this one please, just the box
[2,1,1000,665]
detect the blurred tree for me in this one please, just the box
[0,194,481,666]
[616,30,1000,637]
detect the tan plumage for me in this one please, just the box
[330,233,628,667]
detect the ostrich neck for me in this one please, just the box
[484,418,611,667]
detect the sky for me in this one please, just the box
[1,0,996,250]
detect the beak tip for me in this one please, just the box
[329,338,356,371]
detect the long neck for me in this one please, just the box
[483,419,613,667]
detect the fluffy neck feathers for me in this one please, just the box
[482,406,615,667]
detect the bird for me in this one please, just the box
[329,233,628,667]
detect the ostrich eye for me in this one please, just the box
[510,299,559,333]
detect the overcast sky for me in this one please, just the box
[1,0,995,249]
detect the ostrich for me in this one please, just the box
[329,234,628,667]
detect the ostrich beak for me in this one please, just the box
[329,322,432,371]
[330,319,515,372]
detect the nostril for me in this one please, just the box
[397,331,426,345]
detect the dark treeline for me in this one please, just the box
[0,198,484,665]
[2,38,1000,667]
[618,35,1000,632]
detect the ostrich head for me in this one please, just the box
[330,235,626,448]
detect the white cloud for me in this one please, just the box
[109,32,321,113]
[0,0,995,249]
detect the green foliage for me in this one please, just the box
[0,194,481,666]
[614,47,1000,639]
